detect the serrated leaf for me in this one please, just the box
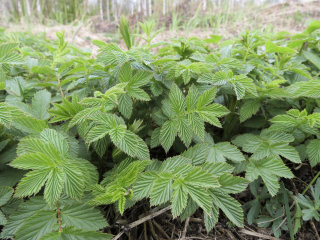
[204,203,219,232]
[160,120,177,152]
[0,197,48,238]
[133,171,157,200]
[32,90,51,120]
[185,184,212,214]
[44,168,64,208]
[303,50,320,70]
[218,174,249,194]
[210,190,244,227]
[169,83,186,114]
[61,203,107,231]
[207,142,245,163]
[246,157,294,196]
[306,139,320,167]
[171,179,188,218]
[40,227,113,240]
[15,169,51,198]
[239,99,260,122]
[150,172,172,206]
[0,186,14,206]
[15,210,58,240]
[184,167,220,188]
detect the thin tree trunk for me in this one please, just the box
[25,0,31,16]
[148,0,152,16]
[137,0,141,12]
[36,0,41,13]
[18,0,23,23]
[143,0,147,16]
[203,0,207,10]
[106,0,110,21]
[99,0,103,20]
[162,0,166,15]
[112,0,118,22]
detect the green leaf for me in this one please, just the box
[239,99,260,123]
[0,210,6,225]
[113,130,150,160]
[150,172,172,206]
[15,169,51,198]
[133,171,157,200]
[32,89,51,120]
[207,142,245,163]
[10,129,94,207]
[204,203,219,232]
[196,87,217,109]
[246,157,294,196]
[231,81,245,100]
[118,62,132,82]
[127,87,150,101]
[1,197,48,238]
[218,174,249,194]
[272,144,301,163]
[171,179,188,218]
[265,41,296,54]
[86,125,110,144]
[49,96,83,123]
[63,162,85,200]
[306,139,320,167]
[61,203,107,231]
[202,162,234,177]
[118,94,133,119]
[44,168,64,208]
[160,120,177,152]
[187,113,205,139]
[40,228,113,240]
[0,186,14,206]
[303,50,320,70]
[184,167,220,188]
[177,118,193,147]
[185,184,212,214]
[15,210,58,240]
[169,83,186,114]
[210,190,244,227]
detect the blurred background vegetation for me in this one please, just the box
[0,0,319,49]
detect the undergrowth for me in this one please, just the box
[0,20,320,239]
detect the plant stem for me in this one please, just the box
[56,203,62,232]
[302,170,320,195]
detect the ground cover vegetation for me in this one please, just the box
[0,19,320,239]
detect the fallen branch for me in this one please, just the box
[240,229,282,240]
[112,206,171,240]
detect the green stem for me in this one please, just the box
[302,170,320,195]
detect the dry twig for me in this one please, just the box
[181,217,190,239]
[240,229,282,240]
[112,206,171,240]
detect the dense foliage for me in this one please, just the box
[0,20,320,239]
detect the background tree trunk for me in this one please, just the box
[99,0,103,20]
[106,0,110,21]
[148,0,152,16]
[163,0,166,15]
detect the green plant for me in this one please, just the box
[136,20,162,48]
[119,16,134,50]
[1,20,320,239]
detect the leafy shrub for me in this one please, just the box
[0,20,320,239]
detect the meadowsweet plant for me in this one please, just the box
[0,20,320,239]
